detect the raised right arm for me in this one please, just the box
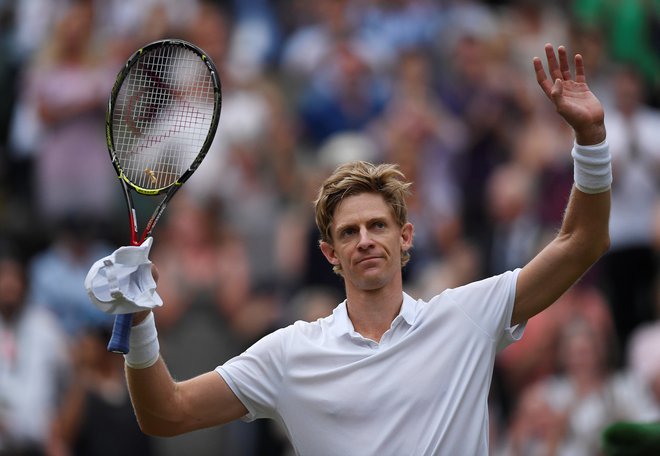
[125,311,248,437]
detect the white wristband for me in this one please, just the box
[571,140,612,194]
[124,312,160,369]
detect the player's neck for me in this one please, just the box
[344,285,403,343]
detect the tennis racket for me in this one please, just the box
[105,39,221,353]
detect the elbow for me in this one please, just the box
[591,230,611,260]
[136,416,186,438]
[558,230,610,266]
[579,232,611,265]
[136,420,166,438]
[599,234,611,257]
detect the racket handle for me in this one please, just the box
[108,314,133,354]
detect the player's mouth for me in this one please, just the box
[356,255,382,265]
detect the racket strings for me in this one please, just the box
[113,45,215,190]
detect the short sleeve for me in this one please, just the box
[215,327,289,421]
[446,268,525,351]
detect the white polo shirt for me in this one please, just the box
[216,269,523,455]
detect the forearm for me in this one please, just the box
[558,123,611,259]
[123,311,180,435]
[127,360,248,436]
[513,190,610,325]
[124,312,247,436]
[557,186,611,262]
[513,139,610,325]
[126,356,185,436]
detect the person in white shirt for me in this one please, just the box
[0,248,71,454]
[96,43,612,455]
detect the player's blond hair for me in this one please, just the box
[314,161,412,274]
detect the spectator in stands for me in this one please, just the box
[502,317,659,455]
[20,2,118,225]
[0,245,70,455]
[599,65,660,352]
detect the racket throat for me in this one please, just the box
[129,208,140,245]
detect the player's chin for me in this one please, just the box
[350,271,390,291]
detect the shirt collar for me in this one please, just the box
[329,292,418,338]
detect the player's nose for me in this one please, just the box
[357,227,374,249]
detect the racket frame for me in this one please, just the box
[105,39,221,354]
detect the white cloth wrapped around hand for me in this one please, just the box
[85,237,163,314]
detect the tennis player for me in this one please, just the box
[108,43,611,454]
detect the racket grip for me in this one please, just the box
[108,314,133,354]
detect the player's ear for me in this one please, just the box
[400,222,414,252]
[320,241,340,266]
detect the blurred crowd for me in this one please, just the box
[0,0,659,455]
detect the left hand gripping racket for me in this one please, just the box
[105,39,221,353]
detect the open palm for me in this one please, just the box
[534,44,605,144]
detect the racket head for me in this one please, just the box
[106,39,221,196]
[105,39,221,354]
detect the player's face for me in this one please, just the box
[321,192,413,292]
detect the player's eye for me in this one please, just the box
[341,227,356,238]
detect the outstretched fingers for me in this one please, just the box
[574,53,586,83]
[533,43,603,141]
[533,56,554,98]
[534,43,587,99]
[544,43,562,81]
[535,43,566,99]
[557,46,572,80]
